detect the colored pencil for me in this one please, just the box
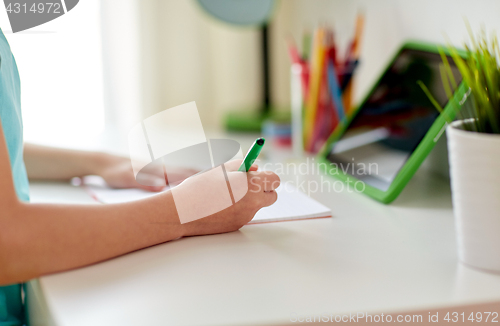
[303,27,326,151]
[286,12,364,153]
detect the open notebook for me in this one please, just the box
[84,180,331,224]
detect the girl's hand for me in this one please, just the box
[97,154,196,192]
[173,160,279,236]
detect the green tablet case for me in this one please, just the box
[317,41,469,204]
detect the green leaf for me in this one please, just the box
[439,64,453,99]
[438,47,458,89]
[417,80,452,123]
[426,22,500,133]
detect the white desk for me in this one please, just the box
[26,157,500,326]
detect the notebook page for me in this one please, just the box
[83,176,169,204]
[250,185,331,223]
[85,178,331,223]
[85,186,168,204]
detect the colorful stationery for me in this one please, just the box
[286,13,364,153]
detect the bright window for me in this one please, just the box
[0,0,105,148]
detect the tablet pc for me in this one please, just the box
[317,41,469,203]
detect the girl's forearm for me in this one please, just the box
[0,191,182,285]
[23,143,110,180]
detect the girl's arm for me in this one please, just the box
[23,143,189,191]
[0,124,279,285]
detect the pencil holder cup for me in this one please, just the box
[447,120,500,273]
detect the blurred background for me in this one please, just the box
[0,0,499,151]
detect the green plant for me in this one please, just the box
[418,23,500,134]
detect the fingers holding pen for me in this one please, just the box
[248,171,281,193]
[224,159,258,172]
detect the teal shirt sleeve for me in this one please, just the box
[0,286,23,326]
[0,29,30,326]
[0,29,30,202]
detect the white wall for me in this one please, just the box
[139,0,262,129]
[270,0,500,110]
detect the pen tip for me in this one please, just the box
[256,138,265,146]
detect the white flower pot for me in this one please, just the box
[447,120,500,273]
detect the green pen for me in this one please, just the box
[238,138,265,172]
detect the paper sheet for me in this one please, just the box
[85,180,331,223]
[251,185,332,223]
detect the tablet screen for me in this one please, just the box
[326,49,462,191]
